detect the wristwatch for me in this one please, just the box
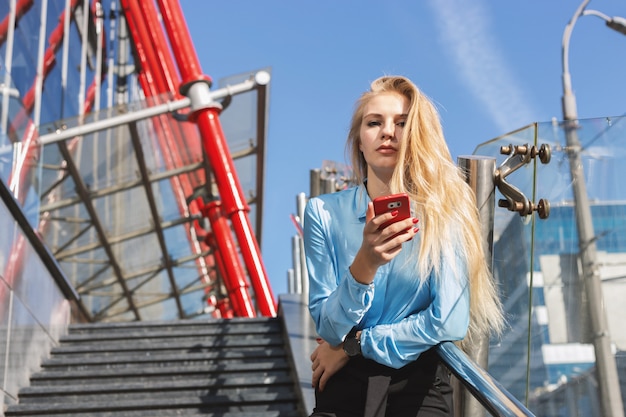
[343,327,362,357]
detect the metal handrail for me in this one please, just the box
[0,177,82,305]
[436,341,536,417]
[279,293,536,417]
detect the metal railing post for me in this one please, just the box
[291,235,303,295]
[310,169,321,198]
[458,155,497,417]
[296,192,309,303]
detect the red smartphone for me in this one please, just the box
[373,193,411,230]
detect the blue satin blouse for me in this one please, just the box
[304,183,470,369]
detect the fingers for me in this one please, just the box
[312,365,321,389]
[310,360,329,392]
[311,356,327,391]
[309,341,350,392]
[311,351,320,388]
[359,215,419,269]
[319,372,328,392]
[365,202,375,223]
[376,217,419,246]
[369,211,418,235]
[310,341,323,388]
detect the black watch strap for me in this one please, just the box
[343,327,362,357]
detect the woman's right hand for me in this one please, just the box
[349,202,418,285]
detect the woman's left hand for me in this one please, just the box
[310,338,349,391]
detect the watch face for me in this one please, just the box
[344,336,361,357]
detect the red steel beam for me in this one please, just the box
[155,0,277,317]
[121,0,210,234]
[121,0,231,315]
[138,0,204,189]
[0,0,34,47]
[204,201,256,317]
[127,0,256,317]
[135,0,211,271]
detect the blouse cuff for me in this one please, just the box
[339,267,374,322]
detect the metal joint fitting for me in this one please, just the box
[183,79,223,120]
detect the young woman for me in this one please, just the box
[303,76,504,417]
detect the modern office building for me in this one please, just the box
[489,203,626,392]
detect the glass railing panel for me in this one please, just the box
[475,123,542,407]
[0,185,70,411]
[0,196,18,280]
[475,115,626,416]
[2,295,53,410]
[11,235,70,333]
[0,201,17,409]
[0,73,43,228]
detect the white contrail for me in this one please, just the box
[427,0,535,132]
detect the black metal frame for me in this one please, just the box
[0,177,84,313]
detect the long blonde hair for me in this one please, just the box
[346,76,504,339]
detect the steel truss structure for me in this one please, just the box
[0,0,276,322]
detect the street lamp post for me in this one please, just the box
[561,1,625,416]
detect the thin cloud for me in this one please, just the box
[427,0,535,132]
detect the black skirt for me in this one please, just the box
[311,348,453,417]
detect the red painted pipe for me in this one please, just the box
[122,0,208,229]
[137,0,204,192]
[128,0,255,318]
[155,0,277,317]
[121,9,197,212]
[204,202,256,318]
[121,0,200,222]
[0,0,34,47]
[131,1,239,317]
[215,297,234,319]
[196,108,276,313]
[122,0,226,315]
[199,241,224,318]
[205,229,239,315]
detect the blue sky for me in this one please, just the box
[181,0,626,298]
